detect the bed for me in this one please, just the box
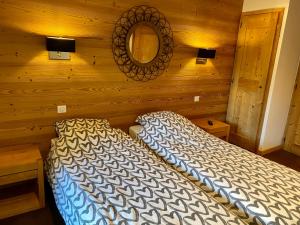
[45,119,245,225]
[133,111,300,225]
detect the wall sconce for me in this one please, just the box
[46,37,75,60]
[196,48,216,64]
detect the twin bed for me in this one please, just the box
[46,113,300,225]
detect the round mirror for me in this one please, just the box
[112,5,174,81]
[128,24,159,64]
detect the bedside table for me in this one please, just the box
[0,145,45,219]
[191,118,230,141]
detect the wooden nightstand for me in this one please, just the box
[191,118,230,141]
[0,145,45,219]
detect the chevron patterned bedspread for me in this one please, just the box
[136,111,300,225]
[45,126,246,225]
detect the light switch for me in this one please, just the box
[57,105,67,114]
[194,96,200,102]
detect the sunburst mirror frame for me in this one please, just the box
[112,5,174,82]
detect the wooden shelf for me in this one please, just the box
[0,145,40,176]
[0,145,45,219]
[0,192,40,219]
[0,170,37,186]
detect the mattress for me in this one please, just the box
[45,126,245,225]
[133,112,300,225]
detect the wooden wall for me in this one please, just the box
[0,0,243,156]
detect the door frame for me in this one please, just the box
[283,62,300,155]
[252,8,285,152]
[229,8,285,152]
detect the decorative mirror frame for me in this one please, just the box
[112,5,174,82]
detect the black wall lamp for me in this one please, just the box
[46,37,76,60]
[196,48,216,64]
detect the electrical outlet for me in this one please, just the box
[194,96,200,103]
[57,105,67,114]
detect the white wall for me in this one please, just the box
[243,0,300,152]
[243,0,290,12]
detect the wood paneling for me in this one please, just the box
[0,0,243,156]
[226,9,283,152]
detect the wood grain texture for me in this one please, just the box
[284,66,300,156]
[191,118,230,141]
[0,145,44,219]
[0,0,243,156]
[226,9,283,152]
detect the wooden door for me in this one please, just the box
[226,9,283,152]
[284,66,300,156]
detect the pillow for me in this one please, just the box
[55,118,110,136]
[136,111,193,130]
[136,111,205,141]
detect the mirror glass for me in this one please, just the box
[129,25,159,64]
